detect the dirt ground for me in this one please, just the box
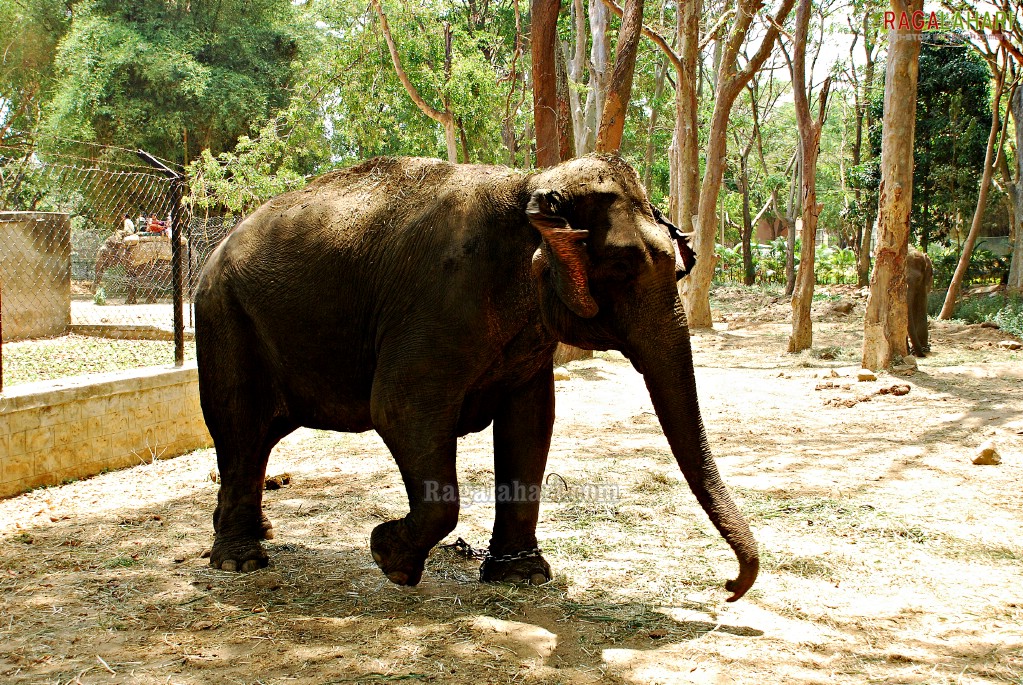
[2,287,1022,685]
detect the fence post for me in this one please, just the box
[137,150,185,367]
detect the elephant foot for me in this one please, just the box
[370,520,427,586]
[480,550,551,585]
[210,534,269,572]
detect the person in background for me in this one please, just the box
[123,213,135,234]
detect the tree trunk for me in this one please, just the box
[788,0,830,353]
[785,156,800,297]
[939,74,1005,318]
[740,160,755,286]
[855,21,877,287]
[567,0,589,154]
[857,210,876,287]
[1007,86,1023,291]
[595,0,645,153]
[643,59,668,191]
[531,0,562,168]
[682,101,732,327]
[682,0,796,328]
[581,0,610,155]
[861,0,923,370]
[671,0,702,229]
[555,41,576,161]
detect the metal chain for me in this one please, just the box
[439,537,544,580]
[438,537,487,560]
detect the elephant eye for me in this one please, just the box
[606,260,633,281]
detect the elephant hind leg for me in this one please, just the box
[210,414,294,572]
[199,296,295,572]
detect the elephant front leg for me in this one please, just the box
[484,367,555,585]
[371,376,462,586]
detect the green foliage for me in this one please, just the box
[993,298,1023,338]
[313,0,518,166]
[867,35,991,247]
[93,287,106,306]
[0,0,70,144]
[816,246,857,285]
[185,94,326,214]
[43,0,309,164]
[945,293,1023,332]
[929,246,1009,288]
[714,239,857,286]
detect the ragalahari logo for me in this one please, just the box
[873,10,1018,33]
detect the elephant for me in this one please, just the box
[907,247,934,357]
[93,232,199,304]
[194,155,759,602]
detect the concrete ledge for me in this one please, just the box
[0,362,212,498]
[69,324,195,341]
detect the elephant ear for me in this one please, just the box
[527,189,599,318]
[651,204,696,281]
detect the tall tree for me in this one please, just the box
[0,0,71,147]
[787,0,831,352]
[861,0,924,370]
[371,0,458,163]
[840,0,883,286]
[567,0,612,155]
[1008,85,1023,292]
[531,0,562,167]
[945,0,1023,291]
[44,0,304,165]
[595,0,645,152]
[682,0,796,328]
[672,0,702,230]
[939,46,1013,317]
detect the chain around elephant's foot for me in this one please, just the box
[480,549,551,585]
[210,534,269,572]
[370,520,428,586]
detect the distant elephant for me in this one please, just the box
[195,155,759,602]
[93,232,198,304]
[907,248,933,357]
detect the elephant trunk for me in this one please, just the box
[626,299,759,601]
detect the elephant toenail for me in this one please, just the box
[529,573,548,585]
[504,573,523,583]
[263,529,275,540]
[241,560,260,572]
[221,559,238,572]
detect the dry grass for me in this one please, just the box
[1,288,1022,684]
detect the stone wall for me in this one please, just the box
[0,363,212,499]
[0,211,72,341]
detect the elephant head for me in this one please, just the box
[526,155,759,601]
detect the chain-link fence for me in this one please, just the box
[0,142,230,391]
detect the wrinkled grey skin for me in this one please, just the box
[194,155,759,601]
[907,248,934,357]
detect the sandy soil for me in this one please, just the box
[70,299,195,329]
[1,288,1022,684]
